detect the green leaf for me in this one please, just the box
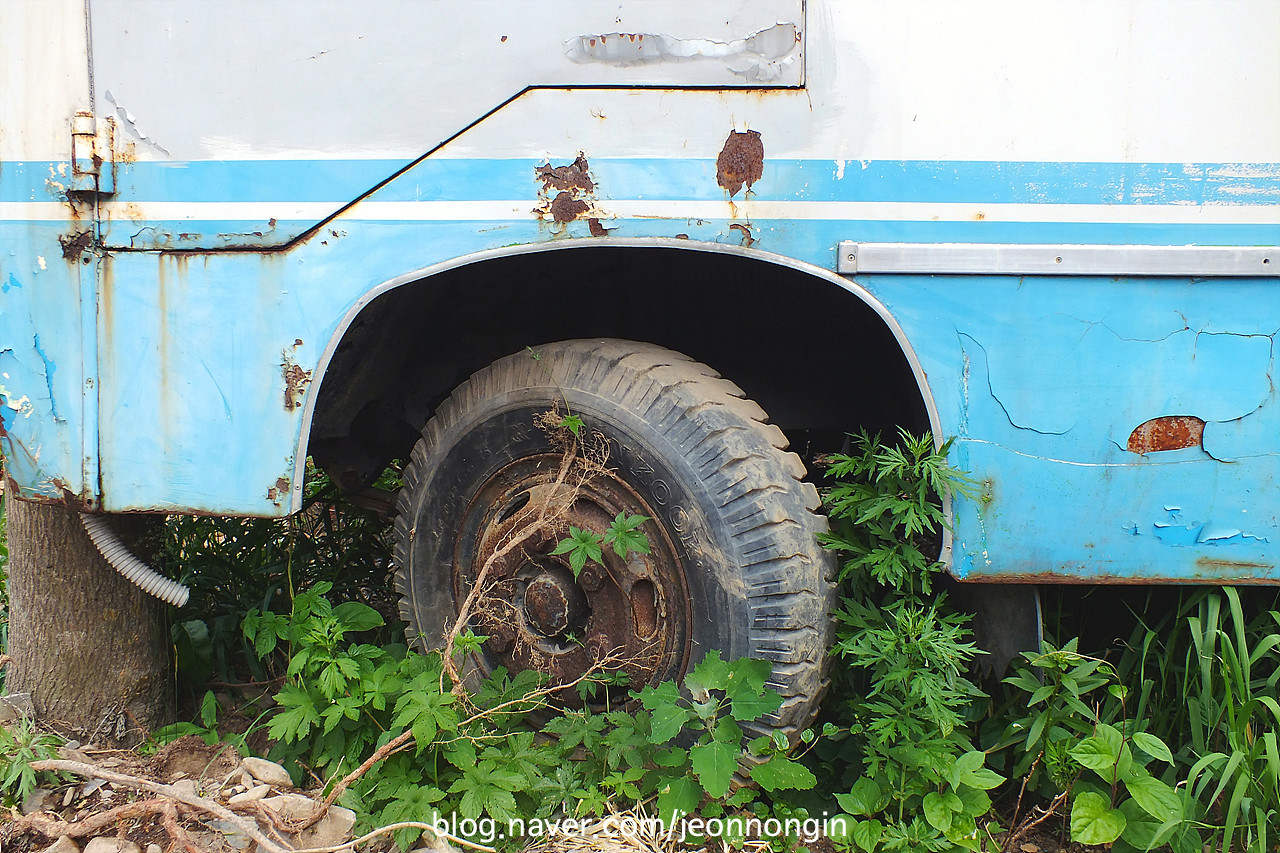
[603,512,652,557]
[923,791,953,832]
[1125,772,1182,821]
[331,601,385,633]
[685,650,731,700]
[729,686,783,722]
[1070,735,1119,772]
[638,683,687,744]
[954,784,991,818]
[749,757,816,792]
[1117,798,1178,851]
[551,527,604,577]
[689,739,738,798]
[836,777,888,817]
[199,690,219,729]
[1131,732,1174,765]
[656,773,702,825]
[559,414,584,437]
[1071,791,1126,845]
[850,819,884,853]
[950,751,1004,790]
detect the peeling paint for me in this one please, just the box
[266,476,291,505]
[281,353,312,412]
[729,222,756,247]
[104,90,171,156]
[564,22,799,82]
[1152,508,1270,547]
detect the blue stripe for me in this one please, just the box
[5,159,1280,205]
[73,219,1280,249]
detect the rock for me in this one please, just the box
[39,837,81,853]
[170,779,200,798]
[83,839,142,853]
[240,757,292,788]
[207,819,252,851]
[262,794,356,849]
[21,787,52,815]
[57,744,93,763]
[0,692,35,721]
[146,845,163,853]
[227,783,270,804]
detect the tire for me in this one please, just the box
[393,339,835,737]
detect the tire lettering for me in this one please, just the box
[651,479,670,506]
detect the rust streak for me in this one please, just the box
[1126,415,1205,454]
[716,130,764,198]
[1195,557,1277,572]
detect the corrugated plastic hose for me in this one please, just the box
[80,513,190,607]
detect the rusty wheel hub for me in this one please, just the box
[455,455,690,694]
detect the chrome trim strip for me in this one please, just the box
[837,242,1279,277]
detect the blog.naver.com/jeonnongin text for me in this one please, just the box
[430,812,850,845]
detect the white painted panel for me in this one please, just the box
[0,0,91,161]
[87,0,803,161]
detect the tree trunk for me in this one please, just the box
[5,495,173,745]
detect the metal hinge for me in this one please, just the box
[70,111,116,196]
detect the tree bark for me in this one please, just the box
[5,495,173,744]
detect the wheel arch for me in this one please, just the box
[294,237,944,533]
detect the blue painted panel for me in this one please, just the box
[0,220,87,501]
[5,148,1276,579]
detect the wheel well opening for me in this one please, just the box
[307,245,930,489]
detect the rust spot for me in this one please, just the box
[536,155,594,194]
[729,222,756,247]
[267,477,291,504]
[58,230,93,260]
[1126,416,1205,454]
[282,356,312,412]
[716,129,764,198]
[673,233,689,240]
[587,217,611,237]
[549,192,590,224]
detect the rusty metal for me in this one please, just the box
[716,129,764,197]
[58,231,93,260]
[549,192,590,224]
[535,154,598,226]
[457,455,690,695]
[535,156,594,194]
[1126,415,1205,454]
[281,358,313,412]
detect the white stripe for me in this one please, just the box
[3,199,1277,225]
